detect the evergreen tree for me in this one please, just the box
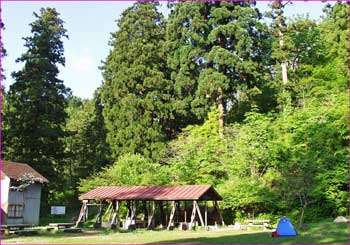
[267,0,290,85]
[100,2,172,159]
[3,8,70,192]
[166,1,273,127]
[1,20,7,80]
[1,20,7,154]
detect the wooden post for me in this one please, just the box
[126,201,131,219]
[143,201,148,221]
[165,201,168,227]
[175,201,180,224]
[189,201,196,229]
[111,200,120,228]
[205,202,208,229]
[85,202,89,221]
[194,201,205,227]
[125,200,136,230]
[98,200,103,224]
[94,200,103,228]
[214,200,225,226]
[75,200,88,226]
[167,201,176,230]
[159,201,164,227]
[184,201,187,223]
[105,201,113,222]
[124,201,131,229]
[147,201,156,229]
[131,201,136,222]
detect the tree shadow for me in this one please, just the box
[146,231,347,244]
[0,230,98,241]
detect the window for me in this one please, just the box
[8,205,23,218]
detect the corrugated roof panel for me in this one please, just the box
[79,185,222,201]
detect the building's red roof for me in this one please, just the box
[79,185,222,201]
[1,160,49,183]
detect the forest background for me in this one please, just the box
[1,0,349,227]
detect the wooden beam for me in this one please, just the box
[111,200,120,228]
[167,201,176,230]
[214,200,225,226]
[124,201,131,229]
[143,201,148,222]
[131,201,136,222]
[93,200,103,228]
[126,201,131,219]
[105,201,113,222]
[147,201,156,229]
[184,201,187,223]
[165,201,168,227]
[194,201,205,227]
[205,202,208,228]
[175,201,180,224]
[189,201,196,229]
[75,200,88,226]
[159,201,164,227]
[96,200,103,225]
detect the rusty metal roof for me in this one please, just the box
[1,160,49,183]
[79,185,222,201]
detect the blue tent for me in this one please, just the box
[275,217,297,236]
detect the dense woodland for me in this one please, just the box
[1,1,349,226]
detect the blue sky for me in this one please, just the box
[2,1,329,99]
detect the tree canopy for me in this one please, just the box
[2,1,348,224]
[3,8,70,191]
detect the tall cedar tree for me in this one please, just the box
[1,20,6,79]
[1,20,7,158]
[268,0,289,84]
[101,2,172,160]
[167,1,273,127]
[3,8,70,192]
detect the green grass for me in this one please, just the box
[1,222,348,244]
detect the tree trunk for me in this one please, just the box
[298,193,308,229]
[217,86,225,134]
[276,0,288,85]
[299,203,307,229]
[279,30,288,84]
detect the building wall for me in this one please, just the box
[4,181,42,225]
[7,188,24,224]
[23,183,42,225]
[1,176,10,224]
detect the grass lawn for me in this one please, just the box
[1,222,348,244]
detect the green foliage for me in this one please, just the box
[162,108,228,185]
[3,8,70,193]
[64,90,111,191]
[100,2,172,160]
[220,90,346,221]
[167,1,275,124]
[78,153,169,193]
[3,1,348,226]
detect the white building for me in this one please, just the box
[1,161,48,225]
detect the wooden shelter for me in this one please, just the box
[77,185,224,230]
[1,161,48,225]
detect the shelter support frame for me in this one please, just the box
[76,199,224,230]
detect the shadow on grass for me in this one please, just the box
[147,230,348,244]
[0,230,98,241]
